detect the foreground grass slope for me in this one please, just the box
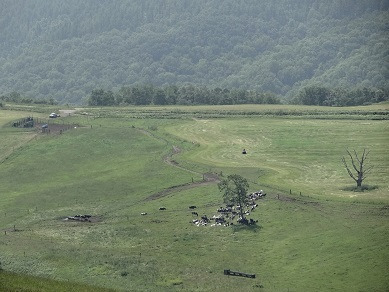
[0,105,388,291]
[0,270,114,292]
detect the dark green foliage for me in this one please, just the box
[0,1,387,104]
[88,89,115,106]
[218,174,250,221]
[88,85,281,106]
[294,86,389,106]
[0,91,57,105]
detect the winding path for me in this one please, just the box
[137,128,220,201]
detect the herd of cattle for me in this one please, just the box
[189,190,266,227]
[63,191,266,226]
[142,190,266,227]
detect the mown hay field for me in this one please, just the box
[0,104,388,291]
[164,118,388,202]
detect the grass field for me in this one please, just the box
[0,104,388,291]
[0,110,42,164]
[0,270,114,292]
[164,118,388,202]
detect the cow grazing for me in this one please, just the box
[217,207,232,213]
[192,212,198,216]
[249,218,257,225]
[189,205,197,209]
[159,207,166,210]
[215,217,226,224]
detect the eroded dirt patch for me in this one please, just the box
[145,175,220,201]
[275,194,321,207]
[59,109,77,117]
[36,123,79,135]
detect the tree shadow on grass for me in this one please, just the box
[341,185,378,192]
[231,223,262,233]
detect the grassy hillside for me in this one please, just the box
[0,0,387,103]
[0,104,388,291]
[0,270,114,292]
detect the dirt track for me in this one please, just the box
[36,122,77,134]
[59,109,77,116]
[137,128,220,201]
[144,177,219,201]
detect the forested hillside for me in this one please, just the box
[0,0,387,104]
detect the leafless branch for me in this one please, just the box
[362,165,374,179]
[354,149,362,164]
[342,156,357,182]
[346,149,359,173]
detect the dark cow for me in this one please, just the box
[189,205,197,209]
[215,217,226,224]
[159,207,166,210]
[218,207,232,213]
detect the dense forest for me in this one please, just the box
[0,0,388,104]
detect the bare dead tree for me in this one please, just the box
[342,148,373,188]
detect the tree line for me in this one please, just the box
[293,86,388,106]
[0,92,57,105]
[88,85,281,106]
[3,85,386,107]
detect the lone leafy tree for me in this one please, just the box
[218,174,249,222]
[342,148,373,188]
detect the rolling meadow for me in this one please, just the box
[0,104,388,291]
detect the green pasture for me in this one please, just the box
[164,118,389,202]
[0,270,114,292]
[0,110,40,163]
[0,105,388,291]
